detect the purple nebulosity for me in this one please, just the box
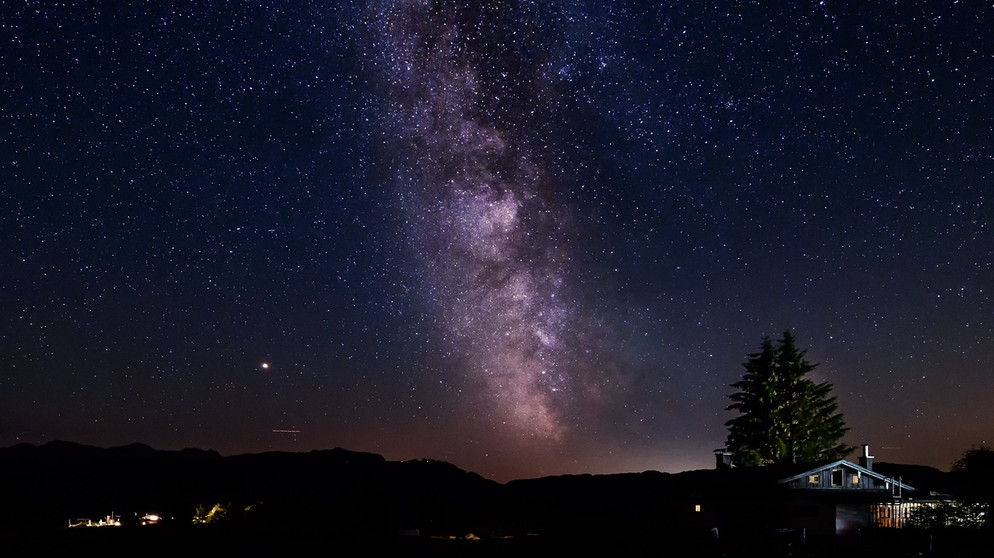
[369,1,577,440]
[5,0,992,481]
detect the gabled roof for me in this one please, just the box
[777,459,916,492]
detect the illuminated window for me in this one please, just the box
[808,474,820,485]
[694,504,701,512]
[852,474,860,486]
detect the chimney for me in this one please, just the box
[714,449,732,470]
[858,444,873,471]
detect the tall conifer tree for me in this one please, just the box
[725,331,853,466]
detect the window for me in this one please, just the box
[852,474,860,486]
[831,468,844,486]
[808,473,820,485]
[694,504,701,513]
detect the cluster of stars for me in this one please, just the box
[369,1,585,440]
[1,1,991,480]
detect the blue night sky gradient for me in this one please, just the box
[2,1,992,481]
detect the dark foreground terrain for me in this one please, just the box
[1,442,991,557]
[4,525,992,558]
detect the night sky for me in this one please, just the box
[3,1,992,482]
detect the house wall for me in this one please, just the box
[836,503,871,535]
[784,467,889,491]
[871,501,911,528]
[782,498,838,536]
[780,497,873,536]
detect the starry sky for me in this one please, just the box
[2,1,992,482]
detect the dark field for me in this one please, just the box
[3,443,991,557]
[4,526,991,558]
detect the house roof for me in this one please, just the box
[777,459,916,492]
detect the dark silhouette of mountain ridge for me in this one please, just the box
[0,441,502,538]
[2,440,984,554]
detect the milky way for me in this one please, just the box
[5,0,991,481]
[369,2,586,440]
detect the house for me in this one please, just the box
[775,446,916,535]
[700,445,940,538]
